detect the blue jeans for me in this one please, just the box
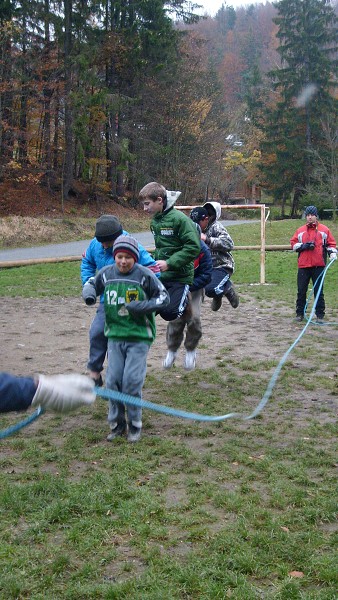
[87,304,107,373]
[106,340,150,429]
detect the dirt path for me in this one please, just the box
[1,293,337,430]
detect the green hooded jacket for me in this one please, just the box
[150,192,200,285]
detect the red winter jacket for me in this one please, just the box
[290,222,337,268]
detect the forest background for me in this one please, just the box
[0,0,337,221]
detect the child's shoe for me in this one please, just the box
[211,295,222,311]
[106,422,126,441]
[225,286,239,308]
[127,425,141,443]
[184,350,196,371]
[163,350,177,369]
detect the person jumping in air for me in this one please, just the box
[190,202,239,312]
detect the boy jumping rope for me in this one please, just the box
[139,182,200,322]
[83,235,169,442]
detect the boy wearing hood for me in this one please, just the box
[290,205,337,323]
[140,182,200,321]
[190,202,239,311]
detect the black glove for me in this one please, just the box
[299,242,315,252]
[82,279,97,306]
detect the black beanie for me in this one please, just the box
[190,206,209,223]
[95,215,123,242]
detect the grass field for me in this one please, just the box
[0,219,337,599]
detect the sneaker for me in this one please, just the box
[184,350,196,371]
[294,315,303,322]
[163,350,177,369]
[226,286,239,308]
[211,296,223,311]
[91,374,103,387]
[127,426,141,443]
[316,316,324,324]
[106,423,126,441]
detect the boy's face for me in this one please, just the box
[141,196,163,216]
[199,215,209,231]
[101,240,115,249]
[306,213,317,225]
[114,252,136,273]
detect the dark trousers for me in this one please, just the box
[204,266,233,298]
[158,281,190,321]
[296,267,325,318]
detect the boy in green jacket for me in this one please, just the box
[82,235,169,442]
[139,181,200,321]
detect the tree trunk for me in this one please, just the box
[63,0,73,202]
[291,187,303,218]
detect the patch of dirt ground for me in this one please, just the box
[1,293,337,435]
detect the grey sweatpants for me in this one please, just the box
[166,289,203,352]
[106,340,150,429]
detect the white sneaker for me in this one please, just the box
[184,350,196,371]
[163,350,177,369]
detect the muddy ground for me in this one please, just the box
[1,292,337,436]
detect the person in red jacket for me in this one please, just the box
[290,205,337,322]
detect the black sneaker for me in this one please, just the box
[316,316,324,324]
[106,423,126,441]
[127,425,141,443]
[226,287,239,308]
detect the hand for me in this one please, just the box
[125,300,140,315]
[329,251,337,261]
[201,233,207,242]
[31,374,96,413]
[156,260,168,272]
[300,242,315,251]
[82,279,97,305]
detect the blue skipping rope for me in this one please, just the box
[303,259,338,325]
[0,405,44,439]
[1,260,336,439]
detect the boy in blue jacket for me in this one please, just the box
[81,215,159,386]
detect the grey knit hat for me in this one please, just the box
[113,235,140,262]
[95,215,123,242]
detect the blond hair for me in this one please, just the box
[139,182,167,201]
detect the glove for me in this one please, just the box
[329,251,337,261]
[82,279,97,306]
[299,242,315,251]
[31,374,96,413]
[126,300,152,316]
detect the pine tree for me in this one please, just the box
[260,0,337,214]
